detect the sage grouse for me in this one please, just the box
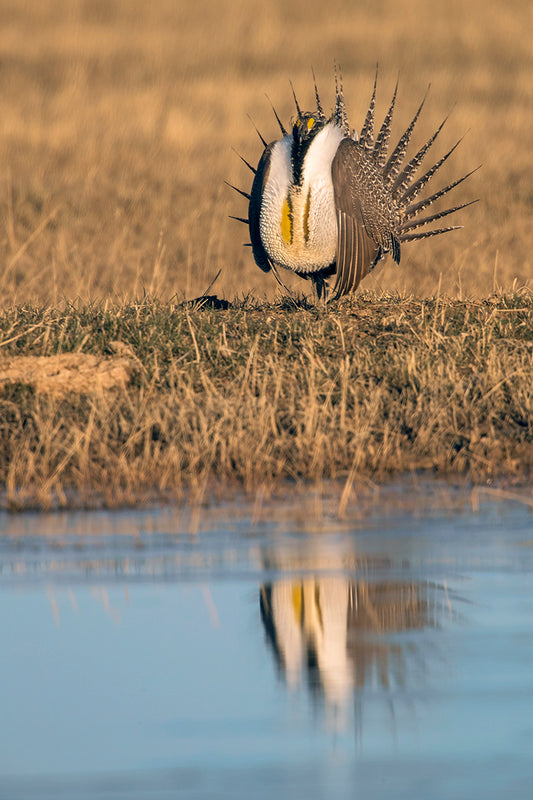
[230,71,477,299]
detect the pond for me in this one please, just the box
[1,487,533,799]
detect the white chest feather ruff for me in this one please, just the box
[259,124,345,273]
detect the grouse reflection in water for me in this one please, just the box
[260,568,448,726]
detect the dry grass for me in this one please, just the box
[0,0,531,304]
[1,292,532,509]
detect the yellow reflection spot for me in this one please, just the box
[292,584,302,623]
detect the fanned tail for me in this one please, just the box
[359,66,378,150]
[392,116,447,197]
[246,114,267,147]
[373,79,398,167]
[383,87,429,184]
[224,180,251,200]
[403,167,481,221]
[334,63,349,134]
[398,226,463,243]
[232,147,256,174]
[361,78,478,252]
[399,136,471,208]
[400,199,478,235]
[311,68,326,122]
[266,95,288,135]
[289,80,303,118]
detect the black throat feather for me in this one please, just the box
[290,131,320,186]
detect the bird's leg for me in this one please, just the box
[312,273,329,304]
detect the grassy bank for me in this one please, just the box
[1,292,532,509]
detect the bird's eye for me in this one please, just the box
[307,117,315,130]
[295,118,301,128]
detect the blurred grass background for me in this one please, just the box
[0,0,531,305]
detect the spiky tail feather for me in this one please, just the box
[232,148,256,174]
[247,114,267,147]
[399,137,464,206]
[311,69,326,122]
[224,180,250,200]
[289,80,303,118]
[266,96,288,135]
[391,116,447,197]
[383,89,429,184]
[359,68,378,150]
[334,63,349,134]
[400,199,479,234]
[398,225,462,242]
[372,79,398,167]
[403,167,481,221]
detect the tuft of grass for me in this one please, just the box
[1,291,532,509]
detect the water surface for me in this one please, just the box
[1,492,533,799]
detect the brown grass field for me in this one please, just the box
[1,293,532,509]
[0,0,531,302]
[0,0,532,509]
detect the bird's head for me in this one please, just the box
[292,112,324,149]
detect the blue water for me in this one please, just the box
[1,494,533,799]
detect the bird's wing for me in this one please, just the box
[331,138,382,298]
[248,144,274,273]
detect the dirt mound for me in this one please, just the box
[0,344,139,397]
